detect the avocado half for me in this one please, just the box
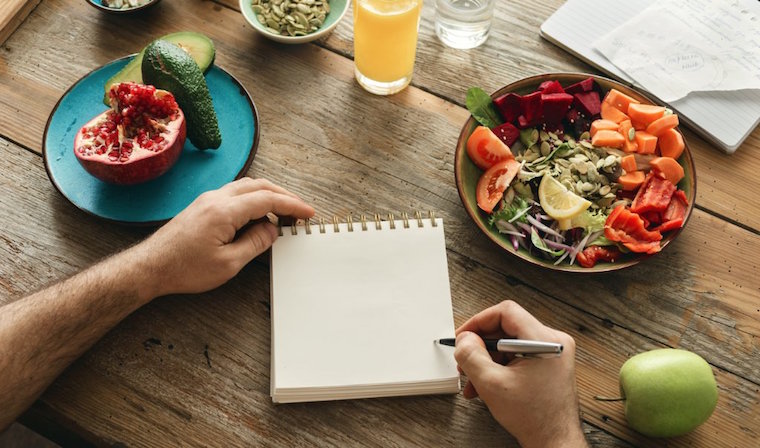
[102,31,216,105]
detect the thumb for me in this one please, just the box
[228,221,279,265]
[454,331,497,383]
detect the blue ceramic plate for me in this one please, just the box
[43,56,259,225]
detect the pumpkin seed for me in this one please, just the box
[253,0,331,36]
[540,141,551,156]
[599,185,611,196]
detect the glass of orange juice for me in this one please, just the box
[353,0,423,95]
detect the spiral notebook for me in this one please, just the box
[270,213,460,404]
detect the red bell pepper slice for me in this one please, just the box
[651,190,689,233]
[663,190,689,222]
[623,240,662,254]
[652,218,684,233]
[605,205,663,254]
[576,246,623,268]
[630,172,676,214]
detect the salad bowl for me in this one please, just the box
[454,73,697,273]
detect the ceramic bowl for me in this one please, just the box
[239,0,349,44]
[86,0,162,13]
[454,73,697,273]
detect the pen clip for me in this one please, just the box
[515,352,562,359]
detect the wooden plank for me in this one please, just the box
[0,0,40,45]
[1,137,756,447]
[213,0,760,230]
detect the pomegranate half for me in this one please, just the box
[74,82,187,185]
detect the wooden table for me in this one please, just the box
[1,1,758,446]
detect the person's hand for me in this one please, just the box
[130,178,315,300]
[454,301,587,448]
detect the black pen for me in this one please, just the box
[437,338,563,356]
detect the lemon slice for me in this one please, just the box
[538,174,592,220]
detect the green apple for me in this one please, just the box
[619,349,718,437]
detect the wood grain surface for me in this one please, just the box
[0,0,758,447]
[0,0,40,45]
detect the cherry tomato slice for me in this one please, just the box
[476,159,521,213]
[466,126,514,171]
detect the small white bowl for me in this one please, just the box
[239,0,349,44]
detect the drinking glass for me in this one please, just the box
[353,0,423,95]
[435,0,495,49]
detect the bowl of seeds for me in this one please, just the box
[240,0,349,44]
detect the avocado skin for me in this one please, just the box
[142,40,222,150]
[104,32,216,106]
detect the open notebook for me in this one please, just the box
[540,0,760,153]
[270,214,460,403]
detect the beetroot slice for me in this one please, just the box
[564,77,597,95]
[573,91,601,116]
[521,91,543,123]
[538,80,565,94]
[493,93,522,123]
[542,122,564,135]
[491,122,521,147]
[565,107,591,135]
[540,93,574,124]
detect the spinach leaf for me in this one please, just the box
[466,87,503,128]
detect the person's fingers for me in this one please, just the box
[462,380,479,399]
[228,190,315,228]
[219,177,301,199]
[226,221,279,266]
[456,300,549,341]
[454,331,500,387]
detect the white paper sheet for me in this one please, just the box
[270,218,459,403]
[594,0,760,102]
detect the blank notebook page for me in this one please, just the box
[270,218,459,403]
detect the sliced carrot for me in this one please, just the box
[601,102,630,124]
[623,137,638,153]
[603,89,640,113]
[627,104,666,127]
[658,128,685,159]
[591,129,625,148]
[618,170,646,191]
[631,119,648,131]
[650,157,684,185]
[646,114,679,137]
[621,154,637,173]
[618,120,635,140]
[634,131,658,154]
[590,119,620,137]
[618,120,637,152]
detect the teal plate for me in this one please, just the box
[43,56,259,226]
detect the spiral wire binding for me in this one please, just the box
[278,211,437,235]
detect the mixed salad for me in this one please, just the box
[464,77,689,268]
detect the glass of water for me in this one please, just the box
[434,0,495,50]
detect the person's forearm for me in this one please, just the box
[0,246,157,430]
